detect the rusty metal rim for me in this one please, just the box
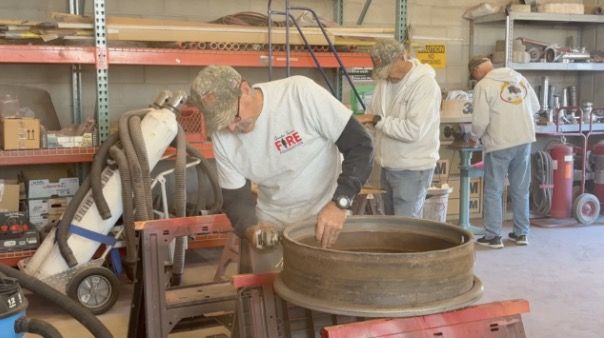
[273,275,483,318]
[284,216,475,257]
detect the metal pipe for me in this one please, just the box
[285,0,291,77]
[267,0,274,80]
[357,0,373,25]
[272,10,336,95]
[562,87,569,107]
[569,86,578,107]
[290,6,366,110]
[541,76,549,111]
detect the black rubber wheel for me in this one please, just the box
[66,266,120,315]
[573,193,601,225]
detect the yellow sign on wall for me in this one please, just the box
[415,44,446,69]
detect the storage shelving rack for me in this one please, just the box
[470,11,604,104]
[0,0,409,264]
[469,10,604,222]
[471,11,604,69]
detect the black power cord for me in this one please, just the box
[530,151,554,216]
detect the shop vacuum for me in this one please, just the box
[0,275,62,338]
[0,265,112,338]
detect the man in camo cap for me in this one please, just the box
[356,39,441,218]
[369,38,406,80]
[190,65,243,133]
[190,65,373,272]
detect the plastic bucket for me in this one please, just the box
[422,188,452,223]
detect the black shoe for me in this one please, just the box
[508,232,528,245]
[476,236,504,249]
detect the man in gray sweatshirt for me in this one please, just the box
[469,56,540,248]
[357,39,441,218]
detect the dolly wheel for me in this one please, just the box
[67,266,120,315]
[573,193,601,225]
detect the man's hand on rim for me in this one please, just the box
[315,202,347,248]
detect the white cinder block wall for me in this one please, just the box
[0,0,601,126]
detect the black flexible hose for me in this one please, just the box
[15,317,63,338]
[171,126,187,286]
[190,157,208,215]
[0,265,112,338]
[90,132,120,220]
[185,143,223,213]
[128,115,154,219]
[119,110,151,221]
[109,145,137,277]
[56,176,91,267]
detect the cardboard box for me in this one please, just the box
[446,197,482,217]
[537,3,584,14]
[0,117,40,150]
[509,4,531,12]
[28,178,79,199]
[432,160,450,184]
[29,213,62,231]
[447,176,482,199]
[0,180,20,212]
[46,132,94,148]
[441,100,472,119]
[28,197,70,218]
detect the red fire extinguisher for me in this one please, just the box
[591,141,604,208]
[549,143,574,218]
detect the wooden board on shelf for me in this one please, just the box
[48,12,390,46]
[51,12,394,34]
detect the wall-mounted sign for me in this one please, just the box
[415,44,446,69]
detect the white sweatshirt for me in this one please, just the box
[371,59,441,170]
[472,68,540,153]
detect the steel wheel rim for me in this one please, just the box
[581,201,596,217]
[77,275,112,308]
[278,216,479,317]
[274,275,484,318]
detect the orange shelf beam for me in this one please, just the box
[0,147,96,166]
[0,45,372,68]
[0,249,36,267]
[0,143,214,166]
[0,45,96,64]
[163,142,214,159]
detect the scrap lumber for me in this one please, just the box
[51,12,392,46]
[0,12,392,47]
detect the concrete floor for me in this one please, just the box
[22,220,604,337]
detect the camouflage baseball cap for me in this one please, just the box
[370,39,406,80]
[190,65,242,132]
[468,56,490,73]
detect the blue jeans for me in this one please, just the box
[483,143,531,239]
[381,168,433,218]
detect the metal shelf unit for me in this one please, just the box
[0,0,408,263]
[470,11,604,72]
[473,12,604,24]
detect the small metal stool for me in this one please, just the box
[352,186,385,216]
